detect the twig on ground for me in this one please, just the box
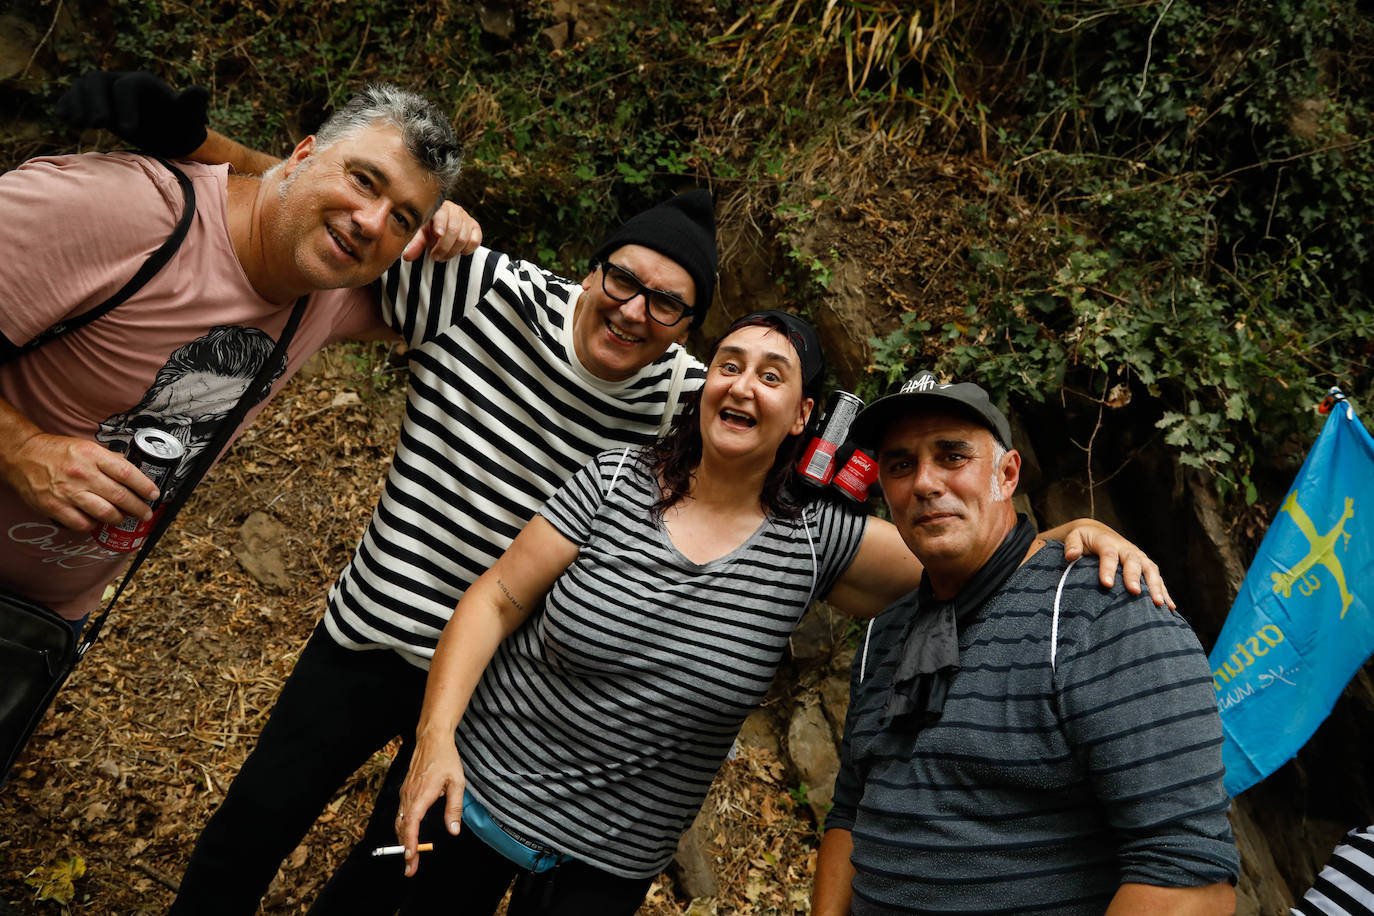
[131,861,179,893]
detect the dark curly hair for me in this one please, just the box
[642,314,827,521]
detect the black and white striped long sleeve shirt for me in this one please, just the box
[323,250,702,665]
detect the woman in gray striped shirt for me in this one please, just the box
[391,311,1165,915]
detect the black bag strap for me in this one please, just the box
[77,294,309,656]
[9,157,195,361]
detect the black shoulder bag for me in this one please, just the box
[0,156,307,788]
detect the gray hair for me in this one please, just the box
[989,440,1010,502]
[314,83,464,204]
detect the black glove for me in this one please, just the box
[56,70,209,158]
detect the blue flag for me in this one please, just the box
[1210,398,1374,796]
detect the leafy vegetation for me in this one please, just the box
[920,0,1374,502]
[5,0,1370,504]
[5,1,717,269]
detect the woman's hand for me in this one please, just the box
[395,731,467,877]
[390,516,578,875]
[1060,520,1174,609]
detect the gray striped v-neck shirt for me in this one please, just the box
[458,448,867,877]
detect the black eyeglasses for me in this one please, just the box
[599,262,693,327]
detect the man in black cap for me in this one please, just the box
[812,370,1240,915]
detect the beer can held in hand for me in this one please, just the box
[93,428,184,552]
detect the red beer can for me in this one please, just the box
[797,390,864,487]
[93,428,185,552]
[832,446,878,502]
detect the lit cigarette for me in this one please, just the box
[370,843,434,857]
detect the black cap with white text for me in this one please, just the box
[848,370,1013,451]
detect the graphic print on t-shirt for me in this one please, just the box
[94,325,285,499]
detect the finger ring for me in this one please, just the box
[396,812,405,821]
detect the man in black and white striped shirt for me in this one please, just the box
[169,191,719,915]
[814,371,1239,915]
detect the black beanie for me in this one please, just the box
[728,310,826,392]
[590,189,717,327]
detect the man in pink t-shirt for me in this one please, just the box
[0,80,473,624]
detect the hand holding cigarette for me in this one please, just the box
[372,842,433,857]
[395,732,468,877]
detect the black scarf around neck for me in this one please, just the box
[881,513,1037,730]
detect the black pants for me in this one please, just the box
[316,776,653,916]
[169,626,429,915]
[171,626,653,915]
[411,832,654,916]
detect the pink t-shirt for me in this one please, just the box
[0,152,388,618]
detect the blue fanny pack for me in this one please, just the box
[462,789,571,874]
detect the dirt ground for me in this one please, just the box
[0,343,819,915]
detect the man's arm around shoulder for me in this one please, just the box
[190,129,280,176]
[1108,881,1235,915]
